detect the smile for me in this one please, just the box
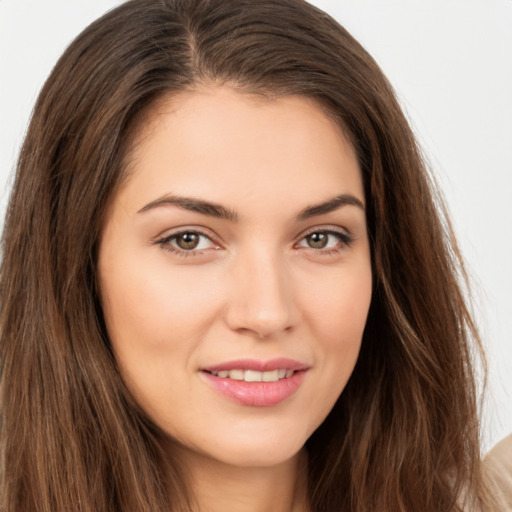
[206,369,295,382]
[201,359,309,407]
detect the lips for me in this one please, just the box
[208,368,294,382]
[200,358,309,407]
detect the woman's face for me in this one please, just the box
[98,86,372,469]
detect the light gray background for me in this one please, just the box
[1,0,511,450]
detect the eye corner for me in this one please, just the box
[294,226,355,254]
[154,227,224,258]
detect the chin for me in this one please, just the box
[171,418,312,469]
[209,436,306,468]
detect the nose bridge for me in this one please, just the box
[225,244,297,338]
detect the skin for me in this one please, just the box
[98,86,372,512]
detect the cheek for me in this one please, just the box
[101,260,222,349]
[97,257,225,412]
[294,261,371,431]
[302,259,372,343]
[98,262,224,423]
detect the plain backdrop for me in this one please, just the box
[1,0,511,451]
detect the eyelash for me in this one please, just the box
[297,227,355,255]
[155,227,354,258]
[156,230,219,257]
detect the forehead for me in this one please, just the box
[115,86,364,217]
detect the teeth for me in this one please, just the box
[229,369,244,380]
[245,370,262,382]
[262,369,279,382]
[212,369,295,382]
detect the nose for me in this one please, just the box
[224,248,299,339]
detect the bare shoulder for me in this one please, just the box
[484,433,512,511]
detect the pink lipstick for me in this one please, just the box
[200,358,308,407]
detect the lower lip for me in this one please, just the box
[201,370,306,407]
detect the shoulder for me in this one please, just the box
[484,433,512,511]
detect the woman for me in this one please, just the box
[0,0,502,510]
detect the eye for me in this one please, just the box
[302,232,334,249]
[296,229,353,251]
[157,230,218,254]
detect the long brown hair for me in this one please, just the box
[0,0,493,510]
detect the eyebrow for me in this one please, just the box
[138,195,239,221]
[138,193,364,221]
[297,194,365,220]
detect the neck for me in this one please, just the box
[179,447,310,512]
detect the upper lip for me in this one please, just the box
[201,358,309,373]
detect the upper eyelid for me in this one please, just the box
[294,226,355,252]
[156,230,220,256]
[155,224,352,248]
[295,224,352,240]
[155,226,220,244]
